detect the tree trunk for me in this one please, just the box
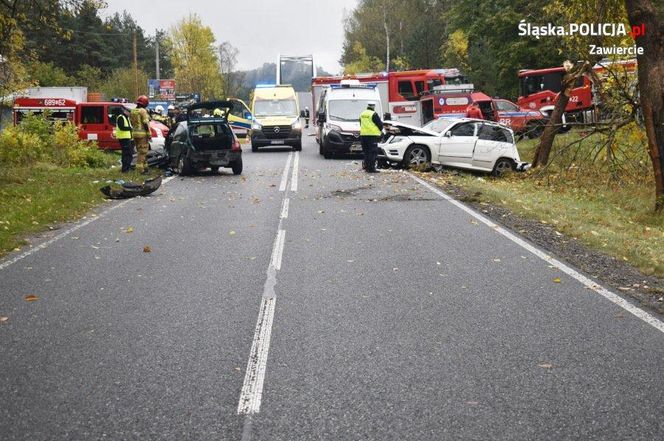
[625,0,664,211]
[383,6,390,71]
[532,63,589,167]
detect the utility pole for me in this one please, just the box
[383,4,390,72]
[132,31,138,99]
[155,39,160,80]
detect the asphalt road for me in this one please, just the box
[1,130,664,440]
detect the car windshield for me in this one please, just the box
[253,99,297,117]
[329,100,380,122]
[423,118,456,133]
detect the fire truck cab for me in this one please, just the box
[420,84,546,136]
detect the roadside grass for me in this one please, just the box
[0,155,160,256]
[423,128,664,278]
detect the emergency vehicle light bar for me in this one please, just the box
[329,83,378,89]
[428,84,475,95]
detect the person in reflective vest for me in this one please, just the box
[113,107,133,173]
[130,95,151,174]
[359,103,383,173]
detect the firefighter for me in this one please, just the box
[130,95,151,174]
[167,105,176,125]
[359,102,383,173]
[466,103,484,119]
[304,107,310,128]
[113,107,133,173]
[153,105,170,125]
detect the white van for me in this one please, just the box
[316,80,384,159]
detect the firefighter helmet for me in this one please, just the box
[136,95,149,107]
[154,105,164,115]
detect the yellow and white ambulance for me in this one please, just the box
[250,85,303,151]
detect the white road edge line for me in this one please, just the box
[279,152,293,192]
[280,198,290,219]
[408,172,664,334]
[0,174,177,271]
[290,151,299,192]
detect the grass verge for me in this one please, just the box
[421,130,664,278]
[0,159,157,256]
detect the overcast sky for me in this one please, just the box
[100,0,358,75]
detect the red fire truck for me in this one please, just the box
[311,68,466,126]
[13,98,169,150]
[420,84,546,136]
[517,59,637,124]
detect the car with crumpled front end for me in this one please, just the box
[378,117,529,176]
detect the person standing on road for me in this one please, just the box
[130,95,151,174]
[304,107,310,128]
[359,102,383,173]
[113,107,133,173]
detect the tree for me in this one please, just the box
[219,41,240,97]
[343,42,383,75]
[625,0,664,211]
[168,14,223,100]
[27,61,73,86]
[99,67,148,100]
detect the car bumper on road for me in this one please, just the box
[377,145,404,163]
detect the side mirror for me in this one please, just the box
[444,131,452,137]
[383,112,392,121]
[244,111,253,120]
[318,112,326,123]
[300,110,306,118]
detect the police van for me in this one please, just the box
[316,80,383,159]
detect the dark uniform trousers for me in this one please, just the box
[361,136,379,172]
[119,139,134,173]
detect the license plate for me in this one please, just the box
[271,140,285,145]
[350,143,362,152]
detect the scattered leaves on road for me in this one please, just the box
[470,219,478,225]
[553,277,561,283]
[493,258,501,262]
[229,230,236,236]
[125,227,134,233]
[537,363,553,369]
[143,246,152,253]
[0,316,8,323]
[25,294,39,302]
[347,260,354,263]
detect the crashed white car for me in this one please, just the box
[378,118,529,175]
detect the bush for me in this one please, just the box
[0,113,112,169]
[0,126,46,165]
[52,122,110,168]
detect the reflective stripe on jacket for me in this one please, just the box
[360,109,381,136]
[130,107,150,137]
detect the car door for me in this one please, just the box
[227,99,253,137]
[473,123,514,170]
[438,121,478,167]
[494,99,520,129]
[168,122,188,165]
[79,104,110,147]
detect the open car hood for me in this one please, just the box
[384,120,439,137]
[187,100,233,121]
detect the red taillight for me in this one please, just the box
[232,138,241,151]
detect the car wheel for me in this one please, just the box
[293,142,302,151]
[402,145,431,169]
[176,155,193,176]
[322,139,332,159]
[492,158,514,177]
[210,166,219,174]
[231,157,243,175]
[251,143,258,152]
